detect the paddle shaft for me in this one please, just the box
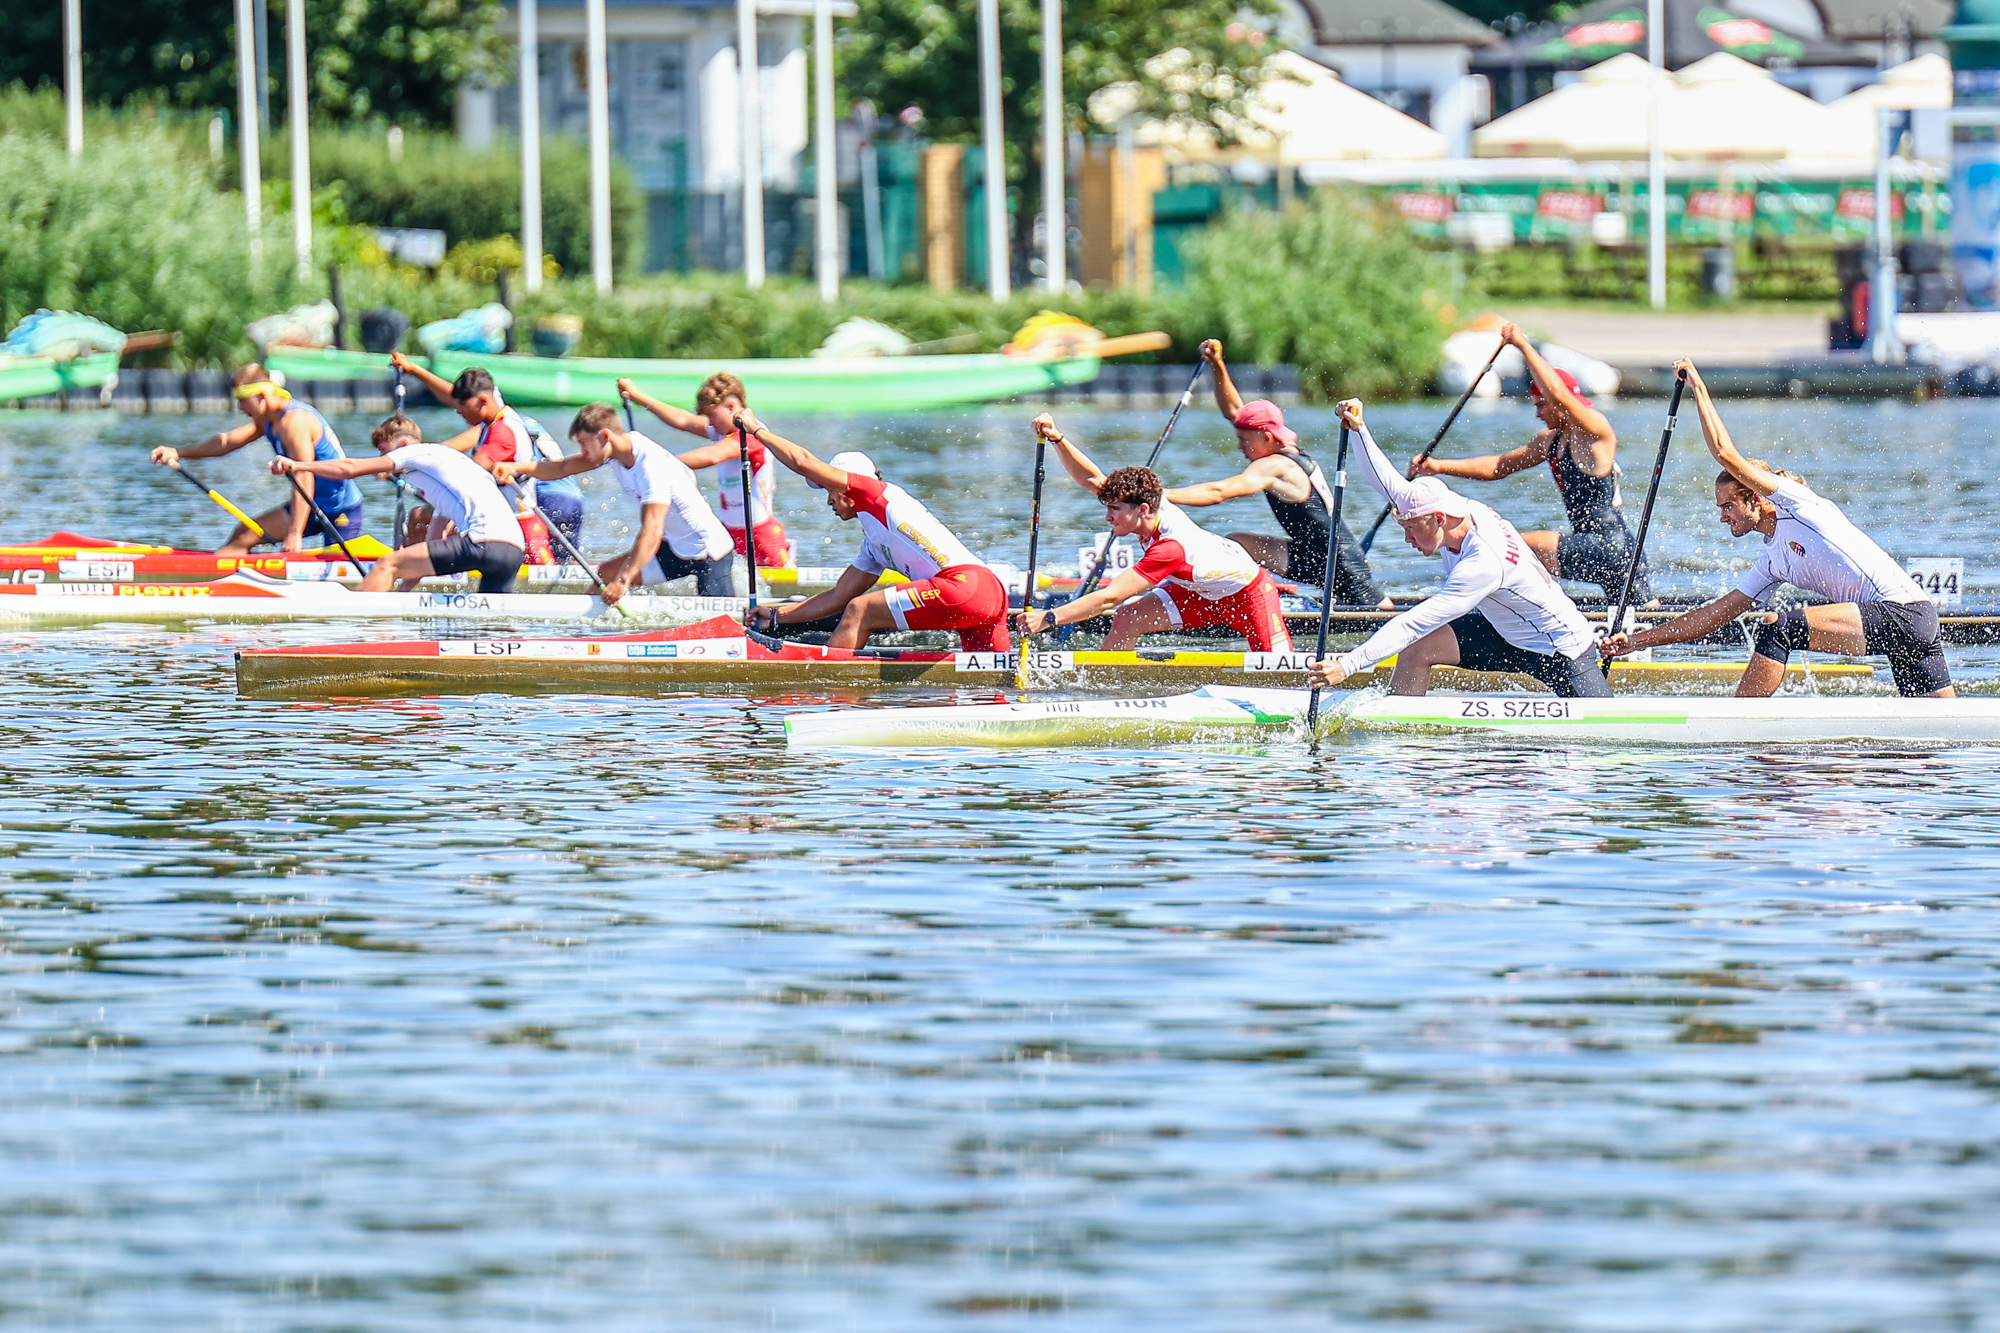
[736,419,758,622]
[1058,361,1206,644]
[1014,435,1048,690]
[1603,369,1688,660]
[1359,341,1507,553]
[1305,425,1352,737]
[168,461,265,540]
[282,471,367,571]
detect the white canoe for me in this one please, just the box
[786,688,2000,750]
[784,686,1309,749]
[0,569,747,625]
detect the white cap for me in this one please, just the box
[808,450,880,490]
[1397,477,1476,520]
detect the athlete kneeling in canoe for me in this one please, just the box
[1603,360,1953,698]
[618,373,794,569]
[273,415,526,592]
[1162,339,1391,609]
[149,365,364,553]
[736,414,1010,651]
[1022,414,1294,652]
[495,404,734,602]
[1306,398,1610,697]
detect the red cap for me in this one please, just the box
[1232,399,1297,444]
[1528,368,1592,408]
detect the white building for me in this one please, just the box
[1278,0,1500,158]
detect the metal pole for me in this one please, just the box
[234,0,264,269]
[978,0,1009,300]
[62,0,82,157]
[813,0,839,301]
[738,0,766,288]
[860,140,885,280]
[1039,0,1064,291]
[253,0,271,132]
[1869,106,1905,364]
[585,0,613,293]
[1646,0,1666,310]
[519,0,544,294]
[286,0,312,285]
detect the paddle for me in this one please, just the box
[278,470,369,572]
[1359,341,1507,554]
[1305,423,1353,742]
[729,414,789,652]
[500,478,632,620]
[167,461,266,540]
[1057,360,1207,645]
[1014,431,1048,690]
[1601,368,1688,672]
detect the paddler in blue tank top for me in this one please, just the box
[147,364,365,553]
[1410,321,1653,606]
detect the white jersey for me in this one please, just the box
[705,422,778,529]
[1736,475,1926,608]
[846,473,983,579]
[1135,500,1263,599]
[1337,423,1594,672]
[613,432,734,561]
[385,443,525,547]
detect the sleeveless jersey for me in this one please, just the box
[1547,432,1624,536]
[1263,448,1336,555]
[265,402,362,516]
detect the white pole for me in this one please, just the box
[1646,0,1665,310]
[286,0,312,285]
[738,0,766,288]
[62,0,82,157]
[235,0,263,269]
[813,0,838,302]
[978,0,1009,300]
[1869,107,1905,364]
[585,0,613,293]
[519,0,544,293]
[1040,0,1064,292]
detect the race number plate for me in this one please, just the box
[1075,537,1137,580]
[1905,557,1964,608]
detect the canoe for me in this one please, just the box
[0,351,122,405]
[0,569,746,625]
[786,687,2000,750]
[233,612,1872,697]
[265,347,1103,413]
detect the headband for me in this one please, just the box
[233,381,292,401]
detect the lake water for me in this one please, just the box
[3,398,2000,1331]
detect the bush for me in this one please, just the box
[287,126,643,279]
[1179,188,1447,400]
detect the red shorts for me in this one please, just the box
[1153,571,1293,652]
[729,519,791,569]
[884,563,1011,652]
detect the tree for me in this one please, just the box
[0,0,503,126]
[835,0,1284,283]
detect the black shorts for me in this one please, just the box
[1449,612,1613,698]
[648,548,736,598]
[1860,599,1952,696]
[1557,527,1647,601]
[427,535,524,593]
[1285,520,1385,607]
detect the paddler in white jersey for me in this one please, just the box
[1604,360,1954,697]
[273,414,526,592]
[494,404,736,602]
[733,411,1011,652]
[1022,413,1294,652]
[1306,398,1612,697]
[617,372,794,569]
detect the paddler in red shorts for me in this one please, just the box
[1020,413,1293,652]
[734,412,1010,652]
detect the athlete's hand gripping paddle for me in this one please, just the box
[500,478,632,620]
[1601,367,1688,673]
[1358,340,1506,554]
[1014,430,1049,691]
[1306,423,1353,742]
[1058,360,1208,645]
[164,460,267,540]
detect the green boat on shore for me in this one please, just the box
[0,351,122,405]
[265,346,1103,412]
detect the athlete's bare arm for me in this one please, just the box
[1164,455,1288,507]
[433,423,485,458]
[619,378,711,438]
[598,501,668,605]
[1031,414,1107,493]
[1604,589,1758,655]
[388,352,454,402]
[493,451,596,485]
[674,440,740,470]
[1511,325,1614,451]
[1419,437,1550,483]
[272,453,399,482]
[1200,339,1243,421]
[745,415,850,493]
[752,565,877,631]
[1024,567,1157,633]
[150,421,261,466]
[1676,359,1780,497]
